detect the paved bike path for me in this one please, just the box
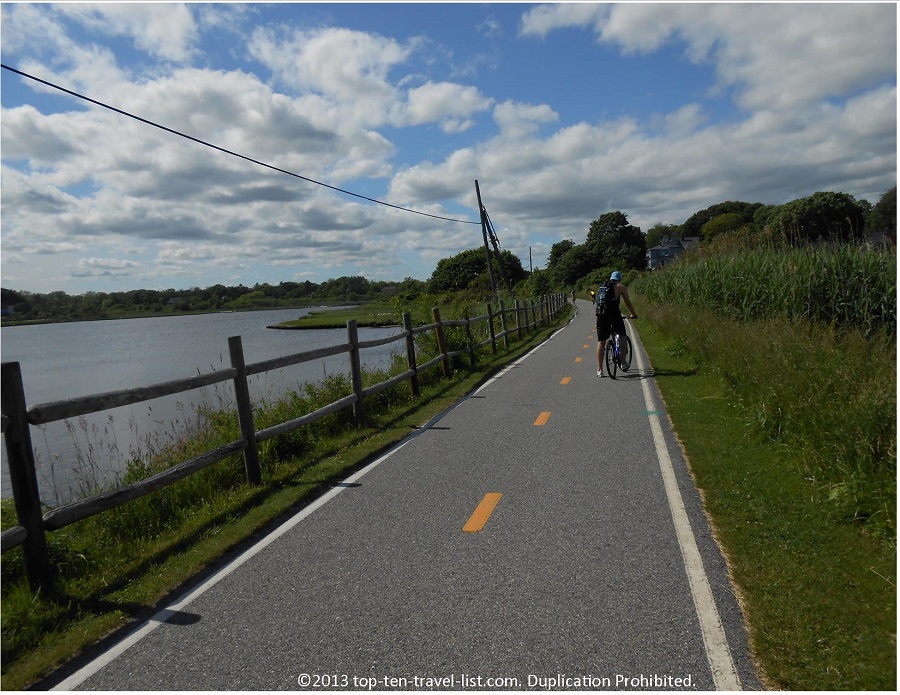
[55,300,760,691]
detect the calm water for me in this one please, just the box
[0,309,403,506]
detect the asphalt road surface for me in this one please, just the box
[53,300,762,691]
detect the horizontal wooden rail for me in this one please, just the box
[27,369,237,425]
[246,343,350,377]
[1,526,27,553]
[417,354,448,372]
[42,439,248,531]
[411,322,438,335]
[1,294,570,590]
[357,331,409,350]
[256,394,358,442]
[361,369,417,398]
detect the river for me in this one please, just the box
[0,308,403,507]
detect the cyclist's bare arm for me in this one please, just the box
[618,285,638,318]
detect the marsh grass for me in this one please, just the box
[639,301,895,538]
[276,301,400,328]
[635,243,895,336]
[635,300,896,689]
[633,243,896,535]
[0,302,571,690]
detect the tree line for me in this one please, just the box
[3,187,894,324]
[1,277,428,323]
[547,187,895,292]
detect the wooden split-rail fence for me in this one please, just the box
[2,294,569,591]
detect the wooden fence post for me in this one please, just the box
[403,312,420,398]
[228,336,261,486]
[1,362,51,592]
[347,320,364,424]
[432,307,451,378]
[464,314,476,367]
[514,300,523,340]
[499,300,509,350]
[487,303,497,355]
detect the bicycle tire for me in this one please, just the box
[605,337,618,378]
[620,334,634,372]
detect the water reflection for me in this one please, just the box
[1,308,402,506]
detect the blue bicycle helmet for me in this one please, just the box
[610,270,622,282]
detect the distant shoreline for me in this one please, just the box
[0,304,353,328]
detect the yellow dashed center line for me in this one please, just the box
[560,377,572,385]
[463,493,503,533]
[533,411,551,426]
[575,357,583,363]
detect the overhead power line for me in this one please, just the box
[1,63,480,225]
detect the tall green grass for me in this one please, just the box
[634,244,895,337]
[636,306,895,689]
[640,303,896,537]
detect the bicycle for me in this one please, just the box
[605,319,634,379]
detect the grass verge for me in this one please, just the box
[635,298,895,690]
[274,302,400,328]
[0,308,570,690]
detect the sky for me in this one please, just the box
[1,2,896,295]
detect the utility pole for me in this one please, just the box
[529,246,534,295]
[474,180,498,299]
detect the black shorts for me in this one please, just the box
[596,312,626,341]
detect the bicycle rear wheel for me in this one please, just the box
[620,334,634,371]
[605,337,618,378]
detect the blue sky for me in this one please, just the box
[1,2,896,294]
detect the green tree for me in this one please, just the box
[867,186,896,239]
[552,244,597,287]
[547,239,575,268]
[529,267,552,297]
[682,201,764,238]
[428,248,526,294]
[428,248,487,293]
[586,211,646,270]
[767,191,867,245]
[700,213,747,242]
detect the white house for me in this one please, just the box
[646,235,700,270]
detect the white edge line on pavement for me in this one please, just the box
[52,410,443,690]
[473,303,576,396]
[632,332,742,691]
[54,306,579,690]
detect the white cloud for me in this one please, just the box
[518,4,609,38]
[492,101,559,139]
[249,26,411,126]
[55,3,198,63]
[522,3,896,112]
[75,256,143,274]
[406,81,494,129]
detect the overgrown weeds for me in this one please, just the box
[634,243,895,336]
[635,298,895,689]
[637,301,895,540]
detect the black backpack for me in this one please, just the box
[595,280,617,316]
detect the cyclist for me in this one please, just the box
[596,270,637,378]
